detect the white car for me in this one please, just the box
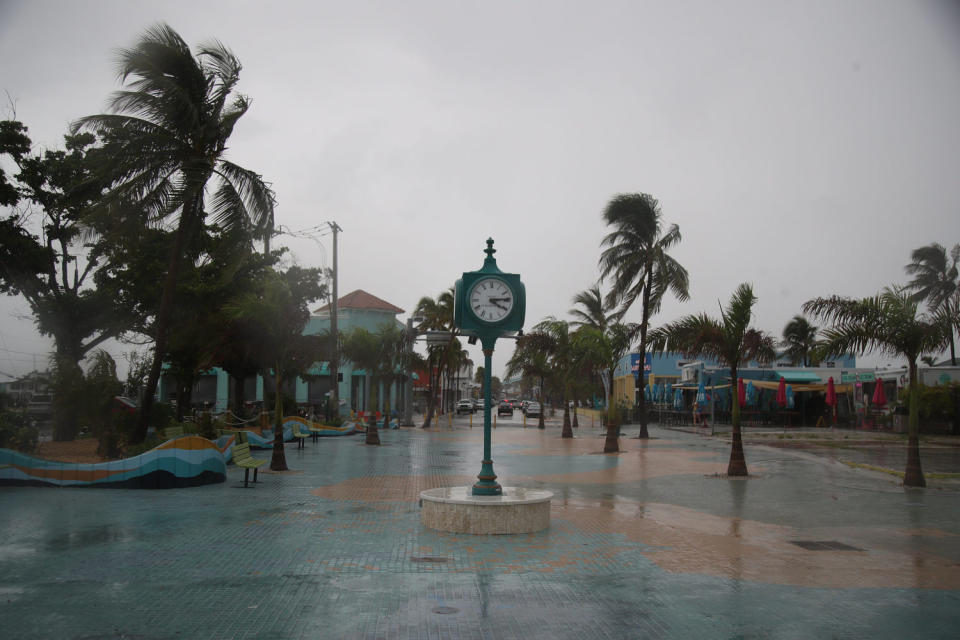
[456,400,474,414]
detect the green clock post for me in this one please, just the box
[454,239,526,496]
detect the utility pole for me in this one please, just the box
[328,221,342,417]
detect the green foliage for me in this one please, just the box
[903,383,959,422]
[0,401,39,453]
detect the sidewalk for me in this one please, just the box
[2,423,959,638]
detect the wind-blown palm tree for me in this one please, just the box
[599,193,689,438]
[905,243,959,365]
[569,285,623,332]
[224,267,327,470]
[74,24,275,441]
[649,283,776,476]
[804,286,951,487]
[341,328,385,445]
[414,287,455,428]
[505,341,551,429]
[780,315,820,366]
[523,317,579,437]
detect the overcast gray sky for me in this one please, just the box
[2,0,959,379]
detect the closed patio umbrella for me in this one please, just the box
[786,384,795,409]
[696,379,707,407]
[745,381,756,407]
[776,377,787,408]
[674,387,684,410]
[737,378,746,408]
[872,378,887,407]
[826,376,837,425]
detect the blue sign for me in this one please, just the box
[630,353,653,377]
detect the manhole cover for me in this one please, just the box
[432,606,459,614]
[790,540,863,552]
[410,555,449,563]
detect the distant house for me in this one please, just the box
[158,289,408,417]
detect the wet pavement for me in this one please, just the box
[2,419,959,639]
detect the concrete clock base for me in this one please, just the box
[420,486,553,534]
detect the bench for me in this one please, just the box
[292,422,310,449]
[232,442,267,487]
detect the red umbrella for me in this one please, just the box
[826,376,837,425]
[825,376,837,407]
[776,377,787,408]
[737,378,746,408]
[872,378,887,406]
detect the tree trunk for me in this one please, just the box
[561,393,573,438]
[572,403,579,428]
[134,206,195,442]
[365,371,380,445]
[422,354,435,428]
[603,409,620,453]
[635,267,654,439]
[727,366,748,476]
[903,361,925,487]
[537,377,546,429]
[270,364,289,471]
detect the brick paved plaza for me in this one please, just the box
[2,421,959,639]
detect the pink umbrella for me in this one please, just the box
[776,377,787,408]
[872,378,887,407]
[826,376,837,425]
[737,378,746,408]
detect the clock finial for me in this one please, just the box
[483,238,497,268]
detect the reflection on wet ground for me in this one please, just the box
[1,422,958,638]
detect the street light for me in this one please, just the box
[401,316,424,426]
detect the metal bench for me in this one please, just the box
[232,442,267,487]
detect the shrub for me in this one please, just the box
[0,405,39,453]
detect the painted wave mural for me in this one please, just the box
[0,435,231,489]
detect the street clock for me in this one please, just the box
[452,238,526,496]
[454,239,525,340]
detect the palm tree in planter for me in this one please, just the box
[649,283,776,476]
[342,328,387,445]
[574,322,638,452]
[803,286,952,487]
[523,317,580,437]
[224,266,327,470]
[598,193,689,438]
[74,24,276,442]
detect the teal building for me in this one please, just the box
[157,289,407,417]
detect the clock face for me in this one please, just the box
[469,277,514,323]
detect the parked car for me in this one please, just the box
[456,400,474,415]
[472,398,482,411]
[497,401,514,416]
[525,402,541,418]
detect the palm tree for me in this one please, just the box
[574,322,638,452]
[74,24,275,442]
[569,285,623,332]
[413,287,455,428]
[523,317,579,437]
[599,193,689,438]
[803,286,952,487]
[505,342,551,429]
[649,284,776,476]
[341,328,384,445]
[780,315,820,366]
[905,243,959,365]
[224,267,327,470]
